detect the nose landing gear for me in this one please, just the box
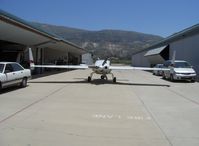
[87,72,116,83]
[113,77,116,83]
[101,75,108,80]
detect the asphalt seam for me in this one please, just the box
[167,88,199,106]
[131,87,174,146]
[0,85,66,125]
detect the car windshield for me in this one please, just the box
[175,62,191,68]
[0,64,4,73]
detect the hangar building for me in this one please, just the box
[132,24,199,78]
[0,9,87,73]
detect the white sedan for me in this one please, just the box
[0,62,31,90]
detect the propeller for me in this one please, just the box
[102,58,109,66]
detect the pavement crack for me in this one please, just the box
[132,88,174,146]
[0,85,66,125]
[167,88,199,106]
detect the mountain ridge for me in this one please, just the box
[31,22,163,59]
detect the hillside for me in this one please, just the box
[32,22,163,60]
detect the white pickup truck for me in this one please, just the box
[0,62,31,90]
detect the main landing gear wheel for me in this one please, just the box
[88,76,91,82]
[101,75,105,80]
[113,77,116,83]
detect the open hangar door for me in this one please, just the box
[144,45,170,66]
[0,9,86,74]
[0,40,26,64]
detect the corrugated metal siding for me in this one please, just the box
[170,33,199,79]
[132,51,150,67]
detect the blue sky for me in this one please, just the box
[0,0,199,37]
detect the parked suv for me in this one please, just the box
[162,60,197,82]
[0,62,31,90]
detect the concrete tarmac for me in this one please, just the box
[0,69,199,146]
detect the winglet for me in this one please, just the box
[171,50,176,65]
[28,48,35,70]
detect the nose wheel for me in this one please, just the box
[101,75,105,79]
[87,72,116,83]
[101,75,108,80]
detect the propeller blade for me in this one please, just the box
[102,58,108,66]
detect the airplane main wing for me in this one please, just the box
[109,66,169,71]
[32,64,89,69]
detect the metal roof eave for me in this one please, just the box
[145,24,199,50]
[133,23,199,55]
[0,10,60,41]
[0,9,87,54]
[144,45,167,57]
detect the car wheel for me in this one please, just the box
[88,76,91,82]
[21,78,27,88]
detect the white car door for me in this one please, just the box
[3,64,17,87]
[11,63,25,81]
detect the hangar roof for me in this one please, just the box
[133,23,199,55]
[148,24,199,49]
[0,9,86,54]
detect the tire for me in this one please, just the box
[113,77,116,83]
[88,76,91,82]
[21,78,27,88]
[101,75,105,80]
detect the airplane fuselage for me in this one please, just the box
[92,60,112,75]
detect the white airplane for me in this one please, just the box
[29,48,168,83]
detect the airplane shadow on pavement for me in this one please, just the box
[0,80,170,94]
[29,79,170,87]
